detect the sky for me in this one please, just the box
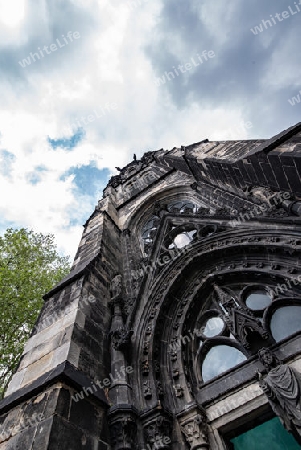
[0,0,300,260]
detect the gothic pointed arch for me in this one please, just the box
[2,124,301,449]
[130,219,301,444]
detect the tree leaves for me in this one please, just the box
[0,228,70,397]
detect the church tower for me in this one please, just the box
[1,123,301,449]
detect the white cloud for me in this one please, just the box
[0,0,299,259]
[0,0,26,28]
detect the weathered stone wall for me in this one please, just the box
[0,382,109,449]
[185,125,301,195]
[5,278,85,397]
[1,122,301,448]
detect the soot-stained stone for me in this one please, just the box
[55,387,71,419]
[2,122,301,450]
[31,416,53,450]
[69,397,99,435]
[48,416,91,450]
[4,426,36,450]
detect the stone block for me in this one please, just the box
[23,317,66,354]
[48,415,99,450]
[67,342,81,367]
[206,383,264,422]
[19,332,63,371]
[50,342,71,369]
[31,416,53,450]
[22,353,54,387]
[74,310,86,329]
[3,426,36,450]
[5,370,26,397]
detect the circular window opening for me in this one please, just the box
[270,305,301,342]
[245,290,272,311]
[201,317,224,338]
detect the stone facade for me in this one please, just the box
[1,122,301,448]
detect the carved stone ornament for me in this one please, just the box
[144,415,171,449]
[170,350,178,362]
[156,380,164,398]
[109,416,137,450]
[108,174,123,188]
[174,384,184,398]
[143,380,152,399]
[141,359,150,376]
[258,348,301,443]
[143,341,150,355]
[231,309,270,350]
[140,150,155,166]
[265,207,289,218]
[110,326,133,351]
[172,368,179,379]
[180,415,209,450]
[214,207,231,216]
[107,153,153,189]
[246,186,275,203]
[111,274,123,300]
[214,285,271,352]
[154,360,160,374]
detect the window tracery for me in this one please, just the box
[245,289,272,312]
[191,284,301,384]
[166,227,197,250]
[201,344,247,382]
[264,298,301,342]
[140,199,199,255]
[141,215,160,255]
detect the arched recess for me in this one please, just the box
[121,185,214,319]
[123,184,211,253]
[131,227,301,423]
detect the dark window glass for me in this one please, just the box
[245,290,272,311]
[202,345,246,382]
[270,305,301,342]
[167,201,196,213]
[230,417,300,449]
[141,217,159,241]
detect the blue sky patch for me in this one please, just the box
[61,164,110,197]
[0,150,15,177]
[48,129,85,150]
[35,165,48,172]
[26,166,48,185]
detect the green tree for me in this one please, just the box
[0,228,70,397]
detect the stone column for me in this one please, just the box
[178,407,209,450]
[108,274,137,450]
